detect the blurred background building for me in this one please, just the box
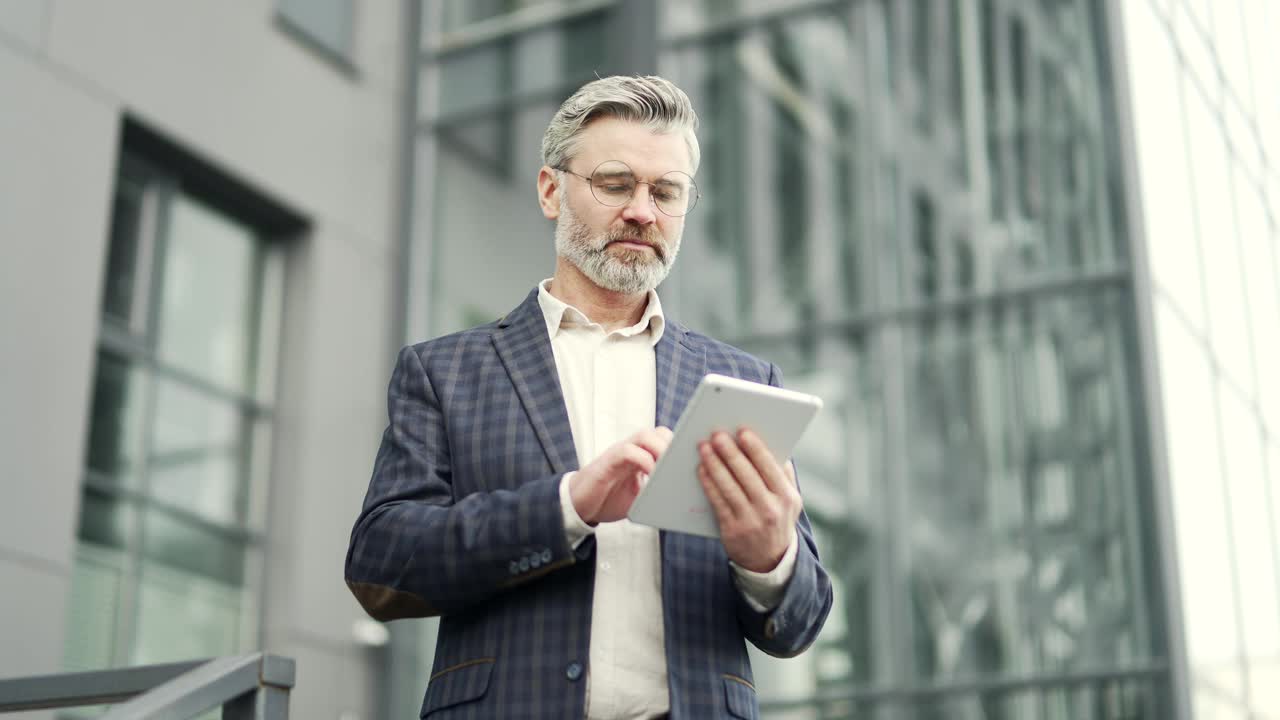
[1,1,1277,719]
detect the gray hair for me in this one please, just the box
[541,75,701,174]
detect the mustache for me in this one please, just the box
[603,226,665,259]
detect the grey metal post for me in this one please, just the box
[222,686,290,720]
[1095,0,1193,719]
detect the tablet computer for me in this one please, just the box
[627,373,823,538]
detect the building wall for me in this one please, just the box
[1120,0,1280,717]
[0,2,406,717]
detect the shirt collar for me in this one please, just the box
[536,278,666,346]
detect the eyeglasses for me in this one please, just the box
[555,160,700,217]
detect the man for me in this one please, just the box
[345,75,832,719]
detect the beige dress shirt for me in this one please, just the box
[536,280,797,720]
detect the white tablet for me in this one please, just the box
[627,373,823,538]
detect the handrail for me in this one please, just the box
[0,652,295,719]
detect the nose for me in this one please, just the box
[620,183,657,224]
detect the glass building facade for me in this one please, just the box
[394,0,1273,717]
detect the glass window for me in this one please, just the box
[439,0,595,33]
[64,151,283,672]
[101,167,148,328]
[157,196,257,394]
[435,13,609,119]
[900,291,1154,682]
[85,350,146,486]
[277,0,355,62]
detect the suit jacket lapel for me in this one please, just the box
[491,289,579,475]
[655,323,705,431]
[656,322,709,651]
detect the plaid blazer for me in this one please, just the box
[346,288,832,719]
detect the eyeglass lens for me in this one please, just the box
[586,160,698,217]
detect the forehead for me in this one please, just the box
[572,117,692,176]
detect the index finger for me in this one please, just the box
[630,427,674,459]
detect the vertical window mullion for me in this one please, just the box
[111,170,166,667]
[125,171,161,340]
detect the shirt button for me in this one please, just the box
[566,661,584,681]
[600,561,611,571]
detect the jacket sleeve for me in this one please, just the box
[733,362,834,657]
[344,345,590,621]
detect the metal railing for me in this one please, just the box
[0,652,295,719]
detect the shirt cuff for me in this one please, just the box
[559,472,594,550]
[730,530,799,612]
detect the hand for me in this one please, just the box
[570,427,673,525]
[698,428,802,573]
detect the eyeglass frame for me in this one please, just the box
[552,160,701,217]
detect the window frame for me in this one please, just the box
[67,124,302,672]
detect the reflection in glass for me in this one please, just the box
[157,195,256,394]
[149,378,245,525]
[85,351,145,485]
[77,490,134,550]
[64,546,127,671]
[439,0,591,32]
[132,560,243,665]
[436,12,608,118]
[142,508,246,586]
[903,292,1151,689]
[101,171,147,326]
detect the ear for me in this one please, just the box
[537,166,561,220]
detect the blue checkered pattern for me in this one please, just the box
[345,288,832,719]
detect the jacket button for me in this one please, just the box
[508,561,519,576]
[541,548,552,563]
[565,661,583,681]
[519,557,530,572]
[530,553,542,569]
[763,618,777,639]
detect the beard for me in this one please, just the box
[554,198,681,295]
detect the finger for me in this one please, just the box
[782,461,801,499]
[736,428,788,496]
[711,430,770,505]
[614,444,657,478]
[699,439,748,516]
[698,464,734,523]
[632,427,673,459]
